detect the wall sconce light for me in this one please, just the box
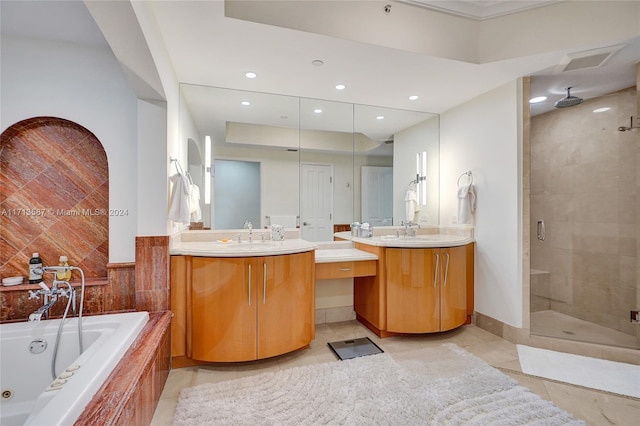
[416,151,427,205]
[204,136,211,205]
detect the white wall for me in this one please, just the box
[1,36,139,263]
[440,80,523,328]
[130,1,181,236]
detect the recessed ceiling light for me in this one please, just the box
[335,84,346,90]
[529,96,547,103]
[311,59,324,67]
[376,115,384,120]
[241,101,251,106]
[409,95,419,101]
[593,107,610,113]
[245,71,257,79]
[314,108,322,114]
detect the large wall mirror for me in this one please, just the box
[179,84,439,241]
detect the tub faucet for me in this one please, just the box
[29,295,58,321]
[28,267,76,321]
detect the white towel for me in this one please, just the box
[270,215,297,228]
[189,183,202,222]
[457,184,476,224]
[404,190,419,222]
[168,173,191,224]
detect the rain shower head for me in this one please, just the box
[554,87,583,109]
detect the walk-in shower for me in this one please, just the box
[530,86,639,350]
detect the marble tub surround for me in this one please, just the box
[77,311,171,426]
[0,117,109,281]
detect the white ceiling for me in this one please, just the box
[1,0,638,122]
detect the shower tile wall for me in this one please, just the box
[530,88,639,337]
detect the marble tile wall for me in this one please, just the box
[0,263,135,321]
[136,236,170,312]
[530,88,639,337]
[1,116,109,280]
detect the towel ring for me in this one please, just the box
[457,171,473,187]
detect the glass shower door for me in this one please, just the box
[529,88,640,350]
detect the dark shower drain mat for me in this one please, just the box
[327,337,384,360]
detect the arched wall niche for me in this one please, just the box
[0,116,109,280]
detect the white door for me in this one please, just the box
[361,166,393,225]
[301,164,333,242]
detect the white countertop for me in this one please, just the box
[170,238,316,257]
[315,248,378,263]
[335,231,474,248]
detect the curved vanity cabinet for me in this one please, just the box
[386,246,467,333]
[171,250,315,364]
[354,241,474,338]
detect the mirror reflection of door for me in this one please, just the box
[214,159,260,229]
[361,166,393,226]
[301,163,333,242]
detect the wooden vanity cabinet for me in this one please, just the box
[354,242,473,337]
[190,251,314,362]
[386,246,467,333]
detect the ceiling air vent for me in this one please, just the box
[555,45,625,73]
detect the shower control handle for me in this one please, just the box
[537,219,545,242]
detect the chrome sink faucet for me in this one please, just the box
[401,220,420,237]
[244,220,253,243]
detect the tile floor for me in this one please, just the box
[152,321,640,425]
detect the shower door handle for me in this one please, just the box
[537,220,545,242]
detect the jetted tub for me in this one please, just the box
[0,311,149,425]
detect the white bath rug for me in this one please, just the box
[517,344,640,398]
[173,343,583,425]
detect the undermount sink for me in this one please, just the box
[215,241,278,250]
[379,235,435,240]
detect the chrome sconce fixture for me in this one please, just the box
[416,151,427,205]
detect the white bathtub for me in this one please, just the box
[0,311,149,426]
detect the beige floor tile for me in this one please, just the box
[543,380,640,425]
[190,366,239,386]
[462,339,520,367]
[502,371,552,401]
[159,368,195,400]
[150,397,177,426]
[154,319,640,425]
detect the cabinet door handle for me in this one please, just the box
[263,262,267,304]
[433,253,440,288]
[339,268,352,271]
[248,264,252,306]
[443,253,450,288]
